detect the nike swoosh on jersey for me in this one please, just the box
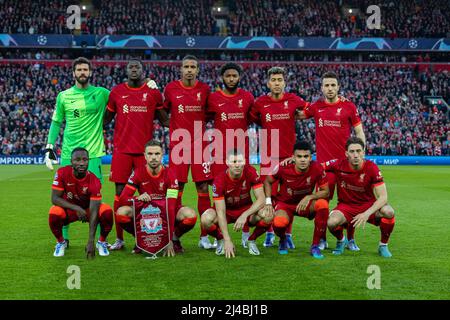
[176,95,184,99]
[219,103,225,106]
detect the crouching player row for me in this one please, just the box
[49,148,113,258]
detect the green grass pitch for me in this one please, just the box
[1,164,449,300]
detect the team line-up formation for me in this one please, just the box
[45,56,396,259]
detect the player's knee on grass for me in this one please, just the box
[200,208,217,229]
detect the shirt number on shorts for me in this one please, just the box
[202,162,211,174]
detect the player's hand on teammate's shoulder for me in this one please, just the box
[86,241,95,259]
[224,240,235,259]
[280,156,294,167]
[44,144,58,170]
[163,241,176,257]
[137,192,151,202]
[145,78,158,90]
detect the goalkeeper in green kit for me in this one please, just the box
[44,57,110,244]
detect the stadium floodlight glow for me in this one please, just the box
[349,9,353,13]
[82,5,86,10]
[218,7,221,12]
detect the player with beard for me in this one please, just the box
[297,71,366,251]
[206,63,255,248]
[44,57,110,246]
[103,59,166,252]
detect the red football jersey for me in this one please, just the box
[304,99,361,163]
[127,165,179,200]
[51,166,102,209]
[324,159,384,206]
[271,161,328,205]
[249,93,307,159]
[207,89,254,161]
[163,80,210,150]
[107,83,163,154]
[212,165,263,210]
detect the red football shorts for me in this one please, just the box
[274,200,314,221]
[332,202,378,224]
[168,146,212,183]
[110,152,146,184]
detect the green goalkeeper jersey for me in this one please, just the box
[52,85,110,160]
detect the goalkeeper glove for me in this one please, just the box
[146,79,158,89]
[44,144,58,170]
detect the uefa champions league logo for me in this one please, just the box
[140,205,163,234]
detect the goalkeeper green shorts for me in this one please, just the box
[60,157,103,183]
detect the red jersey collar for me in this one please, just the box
[268,93,284,102]
[146,165,164,178]
[323,98,341,106]
[219,88,240,98]
[178,80,198,90]
[125,83,146,91]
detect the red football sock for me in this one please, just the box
[286,220,293,234]
[329,225,344,241]
[273,216,289,241]
[114,196,124,241]
[312,200,329,245]
[206,224,224,240]
[242,223,250,233]
[98,204,113,242]
[49,214,65,243]
[249,220,271,241]
[197,192,211,237]
[380,217,395,244]
[115,214,135,236]
[175,217,197,238]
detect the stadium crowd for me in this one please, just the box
[1,0,449,38]
[1,62,448,157]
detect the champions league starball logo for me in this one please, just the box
[140,205,163,234]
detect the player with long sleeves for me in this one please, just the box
[116,139,197,255]
[325,137,395,258]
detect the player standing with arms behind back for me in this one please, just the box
[103,59,166,251]
[163,55,215,251]
[298,71,366,251]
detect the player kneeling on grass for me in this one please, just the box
[201,149,273,258]
[264,141,330,259]
[116,139,197,256]
[325,137,395,258]
[49,147,113,258]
